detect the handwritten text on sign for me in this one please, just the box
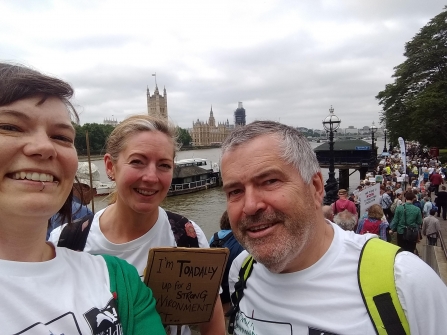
[144,247,229,325]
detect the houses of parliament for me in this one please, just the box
[147,84,246,146]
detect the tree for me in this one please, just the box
[376,7,447,147]
[177,127,192,146]
[74,123,115,155]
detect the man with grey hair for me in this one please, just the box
[333,210,357,231]
[322,205,334,221]
[222,120,447,334]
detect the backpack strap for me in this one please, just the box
[358,238,410,335]
[166,210,200,247]
[226,254,256,334]
[57,213,94,251]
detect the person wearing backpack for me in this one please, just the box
[49,115,225,335]
[221,121,447,335]
[356,204,389,241]
[390,191,423,253]
[209,211,245,315]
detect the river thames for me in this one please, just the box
[90,140,385,240]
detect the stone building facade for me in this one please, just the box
[190,107,232,146]
[147,85,168,119]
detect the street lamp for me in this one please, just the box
[383,128,388,153]
[322,106,341,205]
[370,122,378,172]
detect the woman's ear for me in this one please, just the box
[104,154,115,180]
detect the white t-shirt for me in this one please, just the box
[229,222,447,335]
[0,247,120,335]
[50,206,210,335]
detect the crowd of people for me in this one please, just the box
[329,146,446,252]
[1,62,447,335]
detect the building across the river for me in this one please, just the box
[147,84,168,119]
[190,106,232,146]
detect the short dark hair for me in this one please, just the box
[405,191,416,201]
[220,210,231,230]
[0,62,79,225]
[430,209,437,215]
[0,63,79,123]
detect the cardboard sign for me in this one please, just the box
[144,247,229,325]
[358,183,381,217]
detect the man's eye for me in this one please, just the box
[130,160,143,165]
[264,179,278,185]
[228,189,242,197]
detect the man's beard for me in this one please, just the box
[234,209,315,273]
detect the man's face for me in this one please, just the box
[221,134,324,273]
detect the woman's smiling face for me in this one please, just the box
[0,96,78,221]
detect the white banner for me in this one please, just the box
[358,183,381,217]
[398,137,406,172]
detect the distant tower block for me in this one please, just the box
[234,102,246,126]
[147,85,168,119]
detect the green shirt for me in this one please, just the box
[390,203,422,234]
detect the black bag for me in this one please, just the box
[403,226,419,242]
[402,204,419,242]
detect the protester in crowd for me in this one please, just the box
[435,185,447,220]
[333,210,357,231]
[50,114,225,335]
[422,196,434,218]
[209,211,245,315]
[379,185,393,222]
[221,121,447,334]
[390,191,423,253]
[0,63,164,334]
[429,170,444,196]
[422,209,441,246]
[322,205,334,221]
[331,188,357,217]
[356,204,389,241]
[46,162,101,239]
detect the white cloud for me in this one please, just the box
[0,0,445,130]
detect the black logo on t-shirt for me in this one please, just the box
[309,327,339,335]
[84,298,122,335]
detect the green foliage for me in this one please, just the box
[74,123,115,156]
[377,7,447,147]
[177,127,192,146]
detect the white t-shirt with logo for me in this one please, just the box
[0,247,121,335]
[50,206,210,335]
[229,222,447,335]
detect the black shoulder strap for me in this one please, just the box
[226,255,256,334]
[57,213,94,251]
[333,200,338,214]
[166,210,200,248]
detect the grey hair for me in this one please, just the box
[221,120,320,184]
[333,210,357,231]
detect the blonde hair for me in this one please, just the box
[106,114,179,204]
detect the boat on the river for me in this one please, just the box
[94,158,221,197]
[168,158,220,196]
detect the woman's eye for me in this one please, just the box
[0,124,20,132]
[160,163,172,169]
[52,135,74,143]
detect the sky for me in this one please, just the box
[0,0,445,130]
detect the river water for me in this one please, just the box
[90,140,385,240]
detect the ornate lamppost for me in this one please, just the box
[370,122,378,171]
[322,106,341,205]
[383,128,388,153]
